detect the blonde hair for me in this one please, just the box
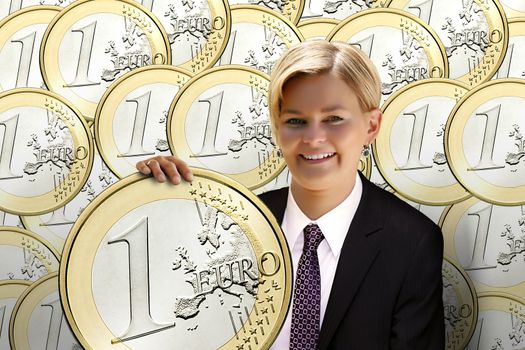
[268,40,381,145]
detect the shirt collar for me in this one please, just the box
[282,174,363,258]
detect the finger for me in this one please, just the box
[173,158,193,182]
[159,158,182,185]
[136,160,152,175]
[148,160,166,183]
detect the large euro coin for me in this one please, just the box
[0,0,75,20]
[0,89,93,215]
[445,79,525,206]
[60,170,292,349]
[375,79,471,205]
[168,66,285,190]
[388,0,508,87]
[40,0,171,121]
[0,227,60,282]
[96,65,191,178]
[442,257,477,350]
[440,197,525,298]
[0,280,31,350]
[327,8,448,105]
[21,139,118,252]
[135,0,230,74]
[0,6,60,91]
[300,0,388,21]
[467,292,525,349]
[9,273,81,350]
[494,18,525,79]
[217,5,303,75]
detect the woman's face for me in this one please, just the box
[276,72,381,192]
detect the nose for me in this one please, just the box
[302,123,326,145]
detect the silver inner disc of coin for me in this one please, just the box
[113,82,181,161]
[92,198,259,348]
[142,0,213,66]
[27,291,80,349]
[403,0,490,79]
[468,309,524,349]
[462,96,525,188]
[390,95,456,187]
[0,106,74,198]
[185,82,275,175]
[218,23,288,74]
[58,13,154,103]
[0,23,48,90]
[0,298,18,349]
[346,27,431,104]
[454,202,525,287]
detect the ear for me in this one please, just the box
[365,108,382,144]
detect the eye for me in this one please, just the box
[325,115,343,122]
[284,118,305,126]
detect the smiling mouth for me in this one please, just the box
[300,152,336,160]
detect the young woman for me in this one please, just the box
[136,40,445,349]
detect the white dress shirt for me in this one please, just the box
[270,174,363,349]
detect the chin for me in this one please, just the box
[291,176,335,192]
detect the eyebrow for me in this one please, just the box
[281,105,347,115]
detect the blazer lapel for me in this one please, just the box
[317,173,386,350]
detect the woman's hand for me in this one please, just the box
[136,156,194,184]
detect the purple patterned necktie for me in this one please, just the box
[290,223,325,350]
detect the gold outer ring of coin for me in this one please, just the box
[439,197,525,298]
[168,65,286,190]
[297,18,339,40]
[388,0,508,87]
[0,88,93,216]
[374,78,471,206]
[327,8,449,80]
[0,226,61,276]
[60,169,292,349]
[0,6,61,90]
[40,0,172,121]
[94,65,192,178]
[441,256,478,350]
[9,272,72,350]
[444,79,525,206]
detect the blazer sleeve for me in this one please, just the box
[390,224,445,350]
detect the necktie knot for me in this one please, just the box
[303,224,324,252]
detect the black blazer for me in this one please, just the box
[258,172,445,350]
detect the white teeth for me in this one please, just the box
[302,153,334,160]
